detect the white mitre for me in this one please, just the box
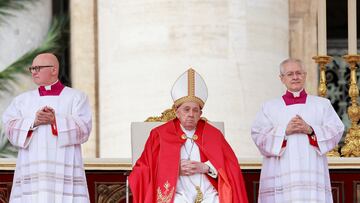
[171,68,208,109]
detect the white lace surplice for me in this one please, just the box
[2,87,92,203]
[251,95,344,203]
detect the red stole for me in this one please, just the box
[155,119,206,203]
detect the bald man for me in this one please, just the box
[2,53,92,203]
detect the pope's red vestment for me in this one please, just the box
[129,118,248,203]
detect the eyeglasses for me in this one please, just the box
[28,65,53,73]
[282,71,305,78]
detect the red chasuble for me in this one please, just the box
[129,118,248,203]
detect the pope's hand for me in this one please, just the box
[179,159,209,176]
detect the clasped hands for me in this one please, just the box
[285,115,313,136]
[179,159,209,176]
[33,106,55,128]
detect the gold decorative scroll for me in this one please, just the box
[145,108,177,122]
[97,183,127,203]
[145,108,207,122]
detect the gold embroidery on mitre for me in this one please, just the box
[157,181,175,203]
[188,68,195,97]
[173,68,205,109]
[174,96,205,109]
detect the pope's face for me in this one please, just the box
[176,101,202,131]
[280,61,306,92]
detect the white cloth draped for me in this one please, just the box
[2,87,92,203]
[174,126,219,203]
[251,95,344,203]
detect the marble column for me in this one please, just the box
[70,0,99,157]
[289,0,318,94]
[97,0,289,158]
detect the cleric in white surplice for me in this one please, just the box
[251,58,344,203]
[2,53,91,203]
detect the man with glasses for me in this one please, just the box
[251,58,344,203]
[2,53,92,203]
